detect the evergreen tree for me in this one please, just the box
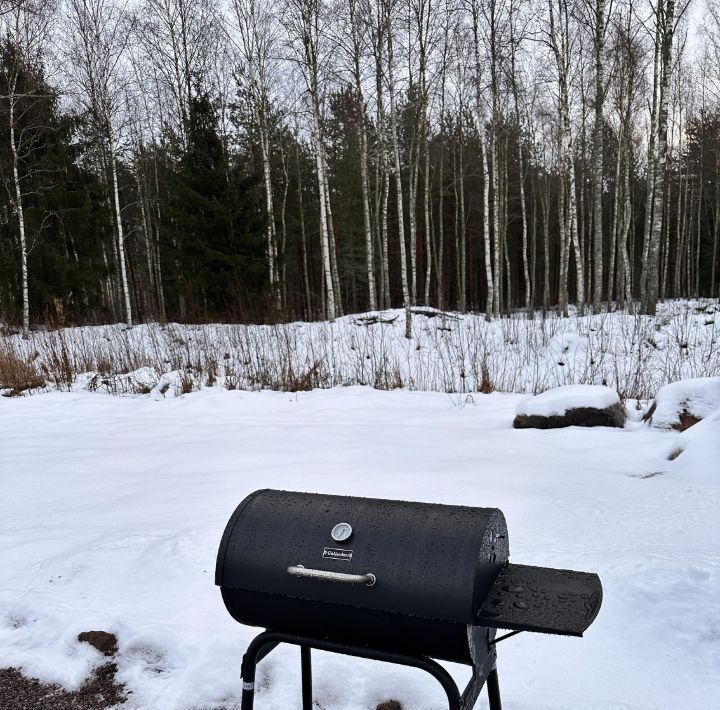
[160,92,266,320]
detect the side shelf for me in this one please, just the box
[476,563,603,637]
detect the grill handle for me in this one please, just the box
[287,565,376,587]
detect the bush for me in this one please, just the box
[0,346,45,396]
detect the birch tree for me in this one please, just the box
[343,0,377,310]
[508,0,531,313]
[0,0,55,332]
[383,0,412,336]
[138,0,218,145]
[284,0,337,320]
[583,0,612,310]
[546,0,585,315]
[229,0,281,308]
[641,0,685,315]
[466,0,494,318]
[706,0,720,296]
[66,0,134,326]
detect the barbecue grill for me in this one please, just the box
[216,489,602,710]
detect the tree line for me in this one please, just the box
[0,0,718,333]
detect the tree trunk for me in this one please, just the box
[423,129,432,306]
[295,141,312,318]
[109,135,133,327]
[470,0,493,319]
[324,175,343,316]
[9,96,29,333]
[713,151,720,297]
[386,10,412,337]
[381,171,391,307]
[643,0,676,315]
[260,129,281,309]
[591,0,606,311]
[358,111,377,311]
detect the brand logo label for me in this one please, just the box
[323,547,353,561]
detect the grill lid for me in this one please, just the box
[216,489,509,624]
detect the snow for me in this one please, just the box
[669,407,720,483]
[648,376,720,429]
[4,299,720,400]
[1,387,719,709]
[515,385,620,418]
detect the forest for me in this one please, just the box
[0,0,718,333]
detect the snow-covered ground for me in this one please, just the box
[1,387,718,709]
[3,299,720,399]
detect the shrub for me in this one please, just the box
[0,346,45,396]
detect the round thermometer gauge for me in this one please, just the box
[331,522,353,542]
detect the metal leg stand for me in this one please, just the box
[240,629,476,710]
[241,635,279,710]
[486,666,502,710]
[301,645,312,710]
[240,648,258,710]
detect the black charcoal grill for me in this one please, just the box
[216,489,602,710]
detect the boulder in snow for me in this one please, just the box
[668,407,720,482]
[77,630,118,657]
[644,377,720,431]
[513,384,625,429]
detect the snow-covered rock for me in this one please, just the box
[644,376,720,430]
[669,407,720,482]
[513,384,625,429]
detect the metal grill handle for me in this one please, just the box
[287,565,376,587]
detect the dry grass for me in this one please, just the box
[1,300,718,400]
[0,345,45,396]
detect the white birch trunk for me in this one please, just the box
[423,136,432,306]
[9,95,29,333]
[386,11,412,338]
[312,123,336,320]
[469,0,493,319]
[324,174,343,316]
[644,0,676,315]
[381,171,391,307]
[109,136,133,327]
[359,117,377,311]
[408,156,418,306]
[591,0,606,311]
[459,136,467,312]
[261,130,281,308]
[640,23,662,306]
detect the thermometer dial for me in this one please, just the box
[331,522,353,542]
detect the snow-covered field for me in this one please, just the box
[3,299,720,399]
[1,386,718,709]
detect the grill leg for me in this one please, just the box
[486,667,502,710]
[240,650,257,710]
[239,630,462,710]
[301,645,313,709]
[240,632,281,710]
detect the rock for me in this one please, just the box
[376,702,402,710]
[513,384,625,429]
[643,377,720,430]
[77,631,118,657]
[667,407,720,483]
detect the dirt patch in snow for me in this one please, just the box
[0,663,126,709]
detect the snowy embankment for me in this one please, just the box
[1,387,718,710]
[2,299,719,399]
